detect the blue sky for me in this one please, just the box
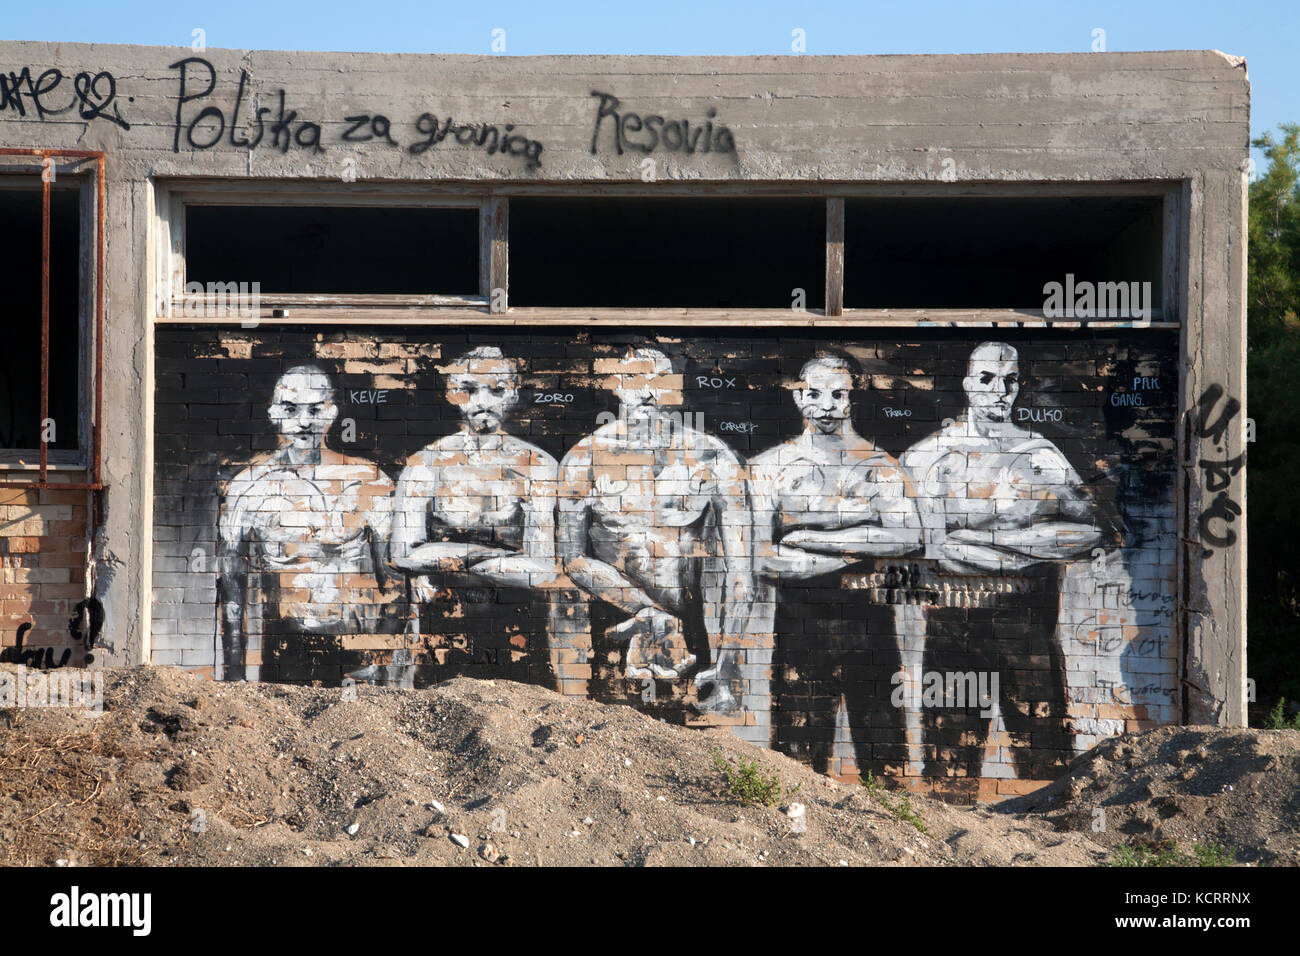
[3,0,1295,166]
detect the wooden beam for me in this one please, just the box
[826,197,845,317]
[1162,186,1181,322]
[163,177,1177,201]
[152,306,1176,328]
[486,197,508,311]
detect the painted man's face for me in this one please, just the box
[963,348,1021,423]
[448,363,518,434]
[612,353,679,422]
[794,365,852,435]
[269,371,337,452]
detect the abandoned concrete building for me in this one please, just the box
[0,42,1249,800]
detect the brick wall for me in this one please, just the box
[152,325,1178,801]
[0,487,91,668]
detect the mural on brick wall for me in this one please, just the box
[388,347,559,689]
[153,328,1177,798]
[897,343,1103,782]
[216,365,403,684]
[554,347,756,716]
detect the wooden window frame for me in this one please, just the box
[153,180,1180,330]
[155,182,490,316]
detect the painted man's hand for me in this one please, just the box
[607,607,696,679]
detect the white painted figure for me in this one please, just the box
[901,342,1102,572]
[386,347,561,686]
[899,342,1104,782]
[217,365,398,682]
[556,347,755,713]
[751,355,921,577]
[391,347,559,588]
[749,354,921,770]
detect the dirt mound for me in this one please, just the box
[999,726,1300,866]
[0,665,1115,867]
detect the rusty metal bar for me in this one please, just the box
[0,147,106,159]
[0,147,106,491]
[0,482,105,490]
[94,153,105,490]
[40,162,50,483]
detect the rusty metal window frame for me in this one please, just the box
[0,148,105,491]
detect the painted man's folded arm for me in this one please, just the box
[475,454,561,586]
[937,540,1040,574]
[555,488,666,614]
[560,553,668,616]
[468,486,561,588]
[399,541,516,573]
[763,543,850,579]
[781,523,921,557]
[389,468,501,573]
[943,521,1103,569]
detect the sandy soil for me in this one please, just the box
[1,665,1293,867]
[998,725,1300,866]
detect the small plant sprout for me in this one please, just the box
[713,750,802,808]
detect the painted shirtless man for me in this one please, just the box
[750,354,921,774]
[556,347,755,715]
[218,365,400,683]
[900,341,1103,783]
[389,347,562,688]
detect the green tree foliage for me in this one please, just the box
[1249,125,1300,344]
[1247,124,1300,715]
